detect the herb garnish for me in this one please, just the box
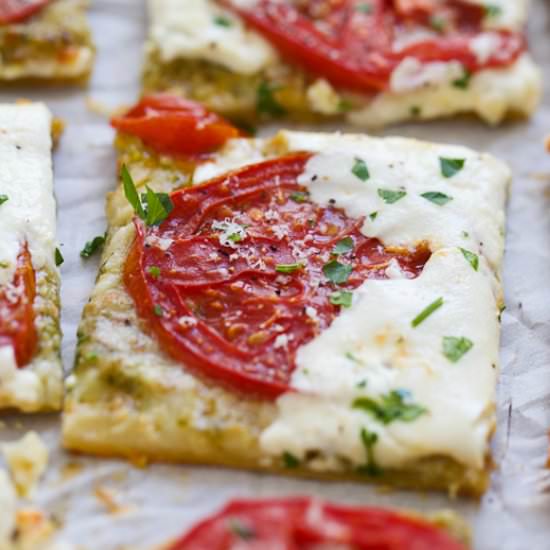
[122,165,174,226]
[410,105,421,117]
[275,263,303,273]
[282,451,300,468]
[80,233,106,259]
[0,194,8,206]
[357,427,381,476]
[147,265,161,278]
[55,247,64,267]
[411,297,444,327]
[442,336,473,362]
[378,188,406,204]
[355,3,372,13]
[351,157,370,182]
[484,4,502,17]
[256,82,286,117]
[459,248,479,271]
[369,211,378,221]
[332,236,354,255]
[290,191,309,203]
[213,15,232,26]
[330,290,353,308]
[353,390,427,425]
[323,260,352,284]
[421,191,453,206]
[439,157,465,178]
[153,304,164,317]
[452,70,471,90]
[228,520,256,540]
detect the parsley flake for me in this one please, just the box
[421,191,453,206]
[429,15,446,32]
[275,263,303,273]
[411,297,444,327]
[332,236,354,255]
[282,451,300,468]
[55,247,64,267]
[357,427,381,476]
[213,15,232,26]
[452,70,471,90]
[369,211,378,221]
[378,188,406,204]
[353,390,427,425]
[440,157,465,178]
[0,194,8,206]
[153,304,163,317]
[355,3,372,13]
[330,290,353,308]
[351,157,370,181]
[147,265,161,278]
[228,520,255,541]
[323,260,352,284]
[290,191,309,203]
[459,248,479,271]
[121,165,174,226]
[442,336,473,362]
[484,4,502,17]
[80,234,106,259]
[410,105,421,117]
[256,82,286,117]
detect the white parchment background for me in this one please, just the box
[0,1,549,548]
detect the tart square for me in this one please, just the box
[0,102,62,412]
[63,106,509,496]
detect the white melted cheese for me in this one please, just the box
[0,470,16,549]
[0,103,55,383]
[201,131,508,472]
[148,0,277,75]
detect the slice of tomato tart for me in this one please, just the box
[63,95,509,496]
[142,0,541,127]
[162,497,470,549]
[0,103,62,412]
[0,0,94,82]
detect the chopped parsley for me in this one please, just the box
[459,248,479,271]
[213,15,232,26]
[351,157,370,182]
[442,336,473,362]
[80,233,106,259]
[411,297,444,327]
[356,379,367,388]
[55,247,64,267]
[332,236,354,255]
[429,15,446,32]
[421,191,453,206]
[153,304,163,317]
[353,390,427,425]
[0,194,8,206]
[323,260,352,284]
[378,188,406,204]
[275,262,303,273]
[484,4,502,17]
[357,427,381,476]
[369,211,378,221]
[345,351,360,363]
[439,157,465,178]
[282,451,300,468]
[410,105,421,117]
[212,219,247,247]
[452,70,471,90]
[355,3,372,13]
[122,165,174,226]
[256,81,286,117]
[330,290,353,308]
[228,520,255,540]
[290,191,309,203]
[147,265,161,278]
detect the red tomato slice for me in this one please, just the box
[224,0,525,93]
[0,245,37,368]
[124,154,430,399]
[168,497,468,550]
[111,94,241,156]
[0,0,50,24]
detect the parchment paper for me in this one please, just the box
[0,1,549,548]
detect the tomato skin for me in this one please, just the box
[111,94,241,156]
[124,154,430,399]
[225,0,526,93]
[0,0,50,24]
[0,246,37,368]
[168,497,468,550]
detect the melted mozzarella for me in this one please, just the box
[148,0,277,75]
[0,103,55,287]
[0,470,16,547]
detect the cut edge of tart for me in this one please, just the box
[63,96,509,497]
